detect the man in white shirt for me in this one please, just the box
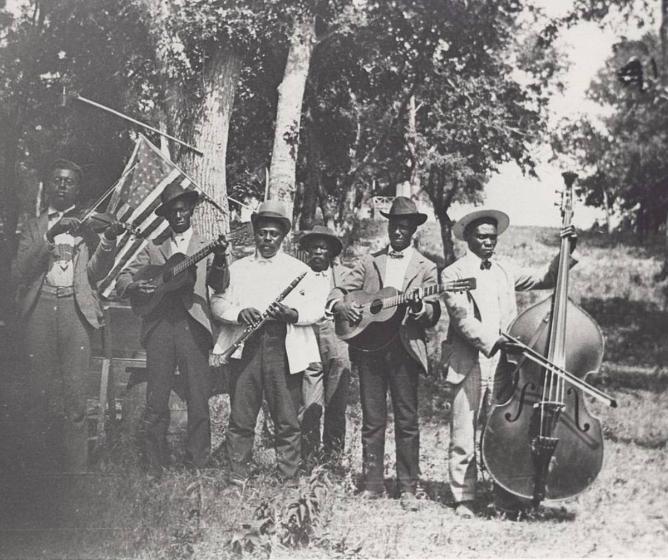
[12,159,122,472]
[327,197,441,511]
[440,209,576,518]
[298,226,351,466]
[116,182,228,473]
[211,201,321,484]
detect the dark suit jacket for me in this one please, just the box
[12,212,116,329]
[115,229,228,346]
[328,247,441,374]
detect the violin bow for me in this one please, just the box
[501,332,617,408]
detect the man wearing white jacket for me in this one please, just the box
[211,201,321,483]
[440,209,576,518]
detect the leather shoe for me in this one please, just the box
[358,489,385,500]
[400,491,420,512]
[454,501,475,518]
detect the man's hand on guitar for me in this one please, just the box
[266,302,298,324]
[212,235,229,261]
[126,279,157,297]
[238,307,262,326]
[333,301,363,325]
[407,287,426,319]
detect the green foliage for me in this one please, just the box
[228,466,333,558]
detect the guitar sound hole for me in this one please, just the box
[369,299,383,314]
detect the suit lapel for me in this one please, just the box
[373,252,388,289]
[158,236,172,261]
[402,249,421,292]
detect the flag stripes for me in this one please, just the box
[98,135,195,298]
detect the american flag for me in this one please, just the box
[98,134,194,297]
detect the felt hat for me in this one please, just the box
[452,209,510,240]
[155,182,200,217]
[380,196,428,225]
[299,225,343,257]
[250,200,292,234]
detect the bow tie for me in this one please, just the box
[480,260,492,270]
[388,251,404,259]
[314,271,328,278]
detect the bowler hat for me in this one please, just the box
[299,225,343,257]
[380,196,428,225]
[251,200,292,234]
[155,182,200,217]
[452,209,510,240]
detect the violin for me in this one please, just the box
[59,208,143,238]
[481,172,616,507]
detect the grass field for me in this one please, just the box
[0,224,667,559]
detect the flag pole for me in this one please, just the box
[67,91,204,157]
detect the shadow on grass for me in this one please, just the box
[581,297,668,370]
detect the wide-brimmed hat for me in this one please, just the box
[299,225,343,257]
[251,200,292,234]
[452,209,510,240]
[380,196,428,225]
[155,182,200,217]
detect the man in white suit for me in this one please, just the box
[440,209,576,518]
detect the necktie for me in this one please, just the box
[389,251,404,259]
[480,260,491,270]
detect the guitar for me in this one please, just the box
[334,278,476,351]
[129,233,226,317]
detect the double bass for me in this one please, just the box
[481,171,617,507]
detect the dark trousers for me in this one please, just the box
[227,323,302,480]
[357,342,420,494]
[144,305,212,468]
[24,292,91,473]
[323,358,351,458]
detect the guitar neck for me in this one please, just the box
[171,242,215,275]
[384,281,466,309]
[385,284,441,309]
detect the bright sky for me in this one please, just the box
[453,0,655,228]
[4,0,650,228]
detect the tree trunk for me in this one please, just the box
[268,14,316,223]
[406,94,421,198]
[299,116,322,230]
[1,125,20,255]
[602,187,612,234]
[659,0,668,277]
[180,49,241,239]
[437,210,456,267]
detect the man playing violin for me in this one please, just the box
[327,197,441,511]
[440,209,577,518]
[116,183,228,474]
[210,201,322,485]
[12,158,123,473]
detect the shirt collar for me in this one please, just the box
[253,248,284,264]
[171,227,192,242]
[387,245,413,258]
[464,250,494,266]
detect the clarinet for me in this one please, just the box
[218,272,307,362]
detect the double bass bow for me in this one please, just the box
[481,171,616,507]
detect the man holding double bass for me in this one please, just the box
[440,208,577,518]
[328,197,441,511]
